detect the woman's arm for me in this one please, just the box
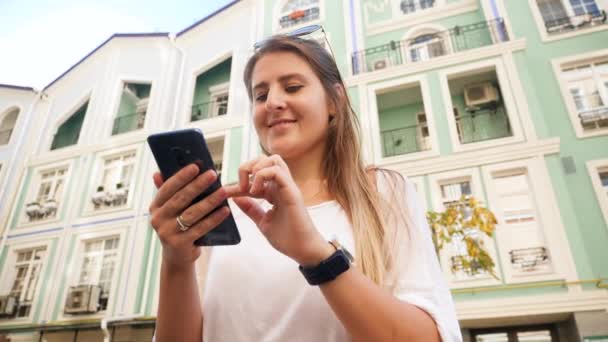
[320,264,440,341]
[155,262,203,342]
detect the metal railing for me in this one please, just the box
[0,128,13,145]
[544,10,607,34]
[380,124,430,157]
[191,100,228,121]
[351,18,509,75]
[112,112,146,135]
[455,107,512,144]
[400,0,435,14]
[573,93,608,127]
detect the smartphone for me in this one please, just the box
[147,128,241,246]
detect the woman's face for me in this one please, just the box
[250,51,333,160]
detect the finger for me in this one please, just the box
[224,184,248,198]
[249,165,289,196]
[182,186,228,225]
[150,164,199,211]
[238,157,262,192]
[153,172,164,189]
[162,169,217,217]
[251,156,276,174]
[233,197,265,225]
[184,205,232,242]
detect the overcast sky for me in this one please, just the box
[0,0,233,89]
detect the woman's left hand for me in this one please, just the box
[225,155,334,266]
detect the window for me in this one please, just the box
[25,167,67,222]
[491,170,551,275]
[562,58,608,132]
[207,139,225,180]
[401,0,435,14]
[91,151,136,210]
[472,325,558,341]
[438,180,488,279]
[601,169,608,195]
[0,108,19,145]
[376,82,433,158]
[7,247,46,318]
[210,92,229,118]
[536,0,606,35]
[112,83,151,135]
[78,237,120,311]
[278,0,320,30]
[51,101,88,150]
[408,33,446,62]
[191,59,232,122]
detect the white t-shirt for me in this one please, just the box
[200,175,462,342]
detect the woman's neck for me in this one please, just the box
[283,145,332,206]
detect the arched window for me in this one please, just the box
[407,31,447,62]
[51,101,88,150]
[278,0,320,30]
[0,108,19,145]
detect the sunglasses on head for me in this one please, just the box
[253,24,335,59]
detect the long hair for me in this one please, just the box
[243,36,413,287]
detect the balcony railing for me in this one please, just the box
[351,18,509,75]
[574,93,608,129]
[509,247,549,272]
[381,124,430,157]
[455,107,512,144]
[544,10,607,35]
[112,112,146,135]
[25,199,58,221]
[0,128,13,145]
[191,100,228,121]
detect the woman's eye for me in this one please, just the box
[286,85,302,93]
[255,93,267,102]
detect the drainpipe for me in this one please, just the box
[100,314,144,342]
[0,89,45,254]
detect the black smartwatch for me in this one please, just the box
[299,239,355,286]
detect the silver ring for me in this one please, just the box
[176,215,192,232]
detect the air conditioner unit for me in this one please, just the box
[372,58,390,71]
[64,285,101,314]
[0,295,18,318]
[464,82,499,108]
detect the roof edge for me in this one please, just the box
[176,0,241,37]
[0,84,36,92]
[42,32,170,92]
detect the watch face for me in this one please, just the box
[331,238,354,263]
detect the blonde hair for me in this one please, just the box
[243,36,414,287]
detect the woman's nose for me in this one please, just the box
[264,89,287,113]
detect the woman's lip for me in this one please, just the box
[268,120,297,128]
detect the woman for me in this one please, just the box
[149,35,461,341]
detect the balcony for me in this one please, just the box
[448,68,513,145]
[351,18,509,75]
[91,183,129,210]
[574,93,608,131]
[25,199,58,221]
[112,112,146,135]
[509,247,549,272]
[544,10,607,35]
[381,124,430,157]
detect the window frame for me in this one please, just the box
[552,49,608,138]
[428,167,501,288]
[481,158,575,284]
[438,57,525,153]
[19,161,73,227]
[367,74,440,166]
[0,107,21,147]
[58,226,127,321]
[109,79,154,137]
[0,239,52,324]
[84,145,142,215]
[528,0,608,42]
[587,158,608,229]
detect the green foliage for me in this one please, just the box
[426,196,498,278]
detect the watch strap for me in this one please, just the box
[298,249,351,286]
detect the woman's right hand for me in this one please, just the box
[149,163,231,270]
